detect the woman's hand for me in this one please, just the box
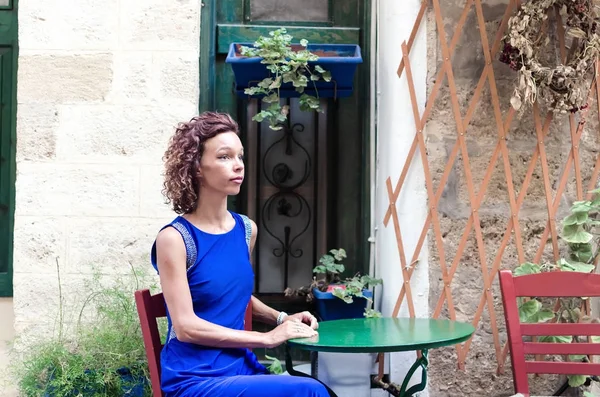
[265,319,318,348]
[286,311,319,330]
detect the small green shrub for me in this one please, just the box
[12,262,163,397]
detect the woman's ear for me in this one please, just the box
[195,159,203,179]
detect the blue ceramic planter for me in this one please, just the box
[225,43,363,98]
[312,288,373,321]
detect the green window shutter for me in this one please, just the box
[0,47,14,297]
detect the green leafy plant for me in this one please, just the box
[513,188,600,390]
[264,354,283,375]
[240,28,331,130]
[285,248,383,318]
[12,262,162,397]
[312,248,346,284]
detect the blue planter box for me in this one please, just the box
[312,288,373,321]
[225,43,363,98]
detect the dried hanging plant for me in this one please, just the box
[499,0,600,114]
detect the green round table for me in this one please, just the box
[285,317,475,397]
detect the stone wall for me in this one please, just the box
[13,0,200,342]
[424,1,599,396]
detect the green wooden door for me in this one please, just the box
[199,0,371,295]
[0,48,14,297]
[0,1,17,297]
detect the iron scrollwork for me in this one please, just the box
[261,122,312,289]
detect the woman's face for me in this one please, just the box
[198,131,245,196]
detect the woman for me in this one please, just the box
[151,112,329,396]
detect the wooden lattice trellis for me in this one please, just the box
[383,0,600,376]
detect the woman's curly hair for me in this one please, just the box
[162,112,240,214]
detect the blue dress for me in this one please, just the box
[151,211,328,397]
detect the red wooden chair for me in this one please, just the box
[135,289,253,397]
[499,270,600,396]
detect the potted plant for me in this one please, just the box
[285,248,382,321]
[12,262,157,397]
[225,28,363,130]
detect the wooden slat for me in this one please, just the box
[523,342,600,355]
[432,0,503,367]
[554,7,584,200]
[533,104,560,260]
[521,323,600,336]
[385,0,476,226]
[525,361,600,376]
[397,41,456,324]
[386,179,416,318]
[396,0,428,78]
[151,293,167,317]
[513,272,600,298]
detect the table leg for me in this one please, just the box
[310,350,318,378]
[398,349,429,397]
[285,344,339,397]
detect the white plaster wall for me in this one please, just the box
[375,0,429,390]
[13,0,200,342]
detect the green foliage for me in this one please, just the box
[568,375,588,388]
[264,355,283,375]
[364,308,382,319]
[513,188,600,391]
[517,298,554,323]
[313,248,346,283]
[240,28,331,130]
[513,262,542,276]
[562,190,600,263]
[314,248,382,307]
[12,263,162,397]
[284,247,384,318]
[315,248,383,317]
[331,275,383,304]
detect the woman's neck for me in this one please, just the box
[187,191,230,229]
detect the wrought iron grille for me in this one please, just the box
[245,98,328,294]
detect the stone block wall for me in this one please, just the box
[13,0,200,342]
[423,1,600,396]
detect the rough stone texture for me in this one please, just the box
[18,53,113,103]
[424,1,600,396]
[19,0,119,50]
[140,164,175,219]
[106,51,154,103]
[66,217,166,275]
[15,164,140,217]
[12,217,66,275]
[16,104,59,160]
[119,0,199,51]
[11,0,201,361]
[157,52,200,105]
[12,272,156,347]
[54,104,194,162]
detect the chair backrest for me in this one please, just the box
[135,290,167,397]
[499,270,600,395]
[135,289,254,397]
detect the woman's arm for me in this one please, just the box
[155,227,317,348]
[250,295,279,325]
[248,220,318,329]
